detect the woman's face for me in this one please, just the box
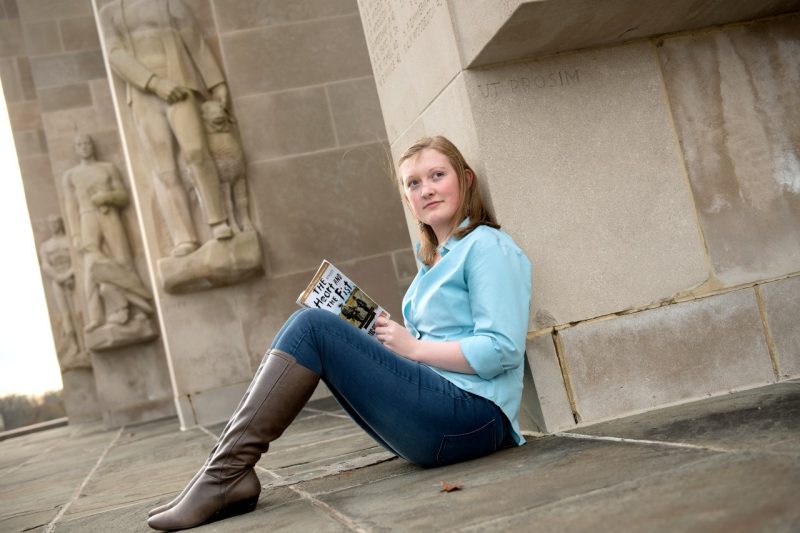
[399,148,464,242]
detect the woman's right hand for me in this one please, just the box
[375,317,476,374]
[374,316,419,360]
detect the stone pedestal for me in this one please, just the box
[157,230,263,294]
[85,316,158,352]
[357,1,800,428]
[90,341,175,428]
[61,368,101,424]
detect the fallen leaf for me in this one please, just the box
[439,481,463,493]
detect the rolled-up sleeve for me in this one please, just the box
[458,237,531,379]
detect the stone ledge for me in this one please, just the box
[461,0,800,67]
[0,417,69,442]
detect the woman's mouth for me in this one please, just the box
[424,200,443,209]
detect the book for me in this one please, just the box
[296,260,389,336]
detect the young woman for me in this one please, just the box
[147,136,532,531]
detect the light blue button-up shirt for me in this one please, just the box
[402,222,532,445]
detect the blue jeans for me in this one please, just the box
[269,308,511,468]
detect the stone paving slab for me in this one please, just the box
[307,438,712,531]
[67,421,215,518]
[1,383,798,532]
[0,424,117,531]
[477,453,800,533]
[577,380,800,454]
[0,424,79,471]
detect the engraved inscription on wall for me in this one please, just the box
[478,69,581,98]
[361,0,446,86]
[360,1,401,86]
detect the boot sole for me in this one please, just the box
[148,495,259,531]
[209,495,259,524]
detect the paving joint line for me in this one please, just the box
[281,422,362,443]
[197,425,221,441]
[297,412,327,421]
[44,426,124,532]
[287,484,370,533]
[304,462,409,498]
[271,431,365,453]
[303,407,351,419]
[556,432,734,453]
[255,464,283,480]
[262,452,398,490]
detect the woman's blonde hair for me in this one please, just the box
[397,136,499,266]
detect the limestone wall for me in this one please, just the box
[357,1,800,431]
[90,0,411,428]
[2,0,411,430]
[0,0,174,425]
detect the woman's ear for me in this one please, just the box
[465,169,474,189]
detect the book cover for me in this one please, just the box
[296,260,389,336]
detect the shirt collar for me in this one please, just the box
[439,217,470,255]
[415,218,471,268]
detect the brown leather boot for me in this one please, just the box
[147,350,319,531]
[147,353,275,518]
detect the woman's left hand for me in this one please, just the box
[374,316,418,360]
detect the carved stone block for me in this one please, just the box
[559,288,775,423]
[157,229,263,293]
[85,315,158,352]
[658,15,800,285]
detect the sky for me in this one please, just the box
[0,82,64,397]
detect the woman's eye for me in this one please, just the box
[406,180,419,189]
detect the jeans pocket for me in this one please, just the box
[435,419,497,466]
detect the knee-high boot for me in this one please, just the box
[147,350,319,531]
[147,352,274,517]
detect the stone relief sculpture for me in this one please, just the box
[201,100,254,234]
[99,0,262,293]
[39,215,91,371]
[63,134,158,351]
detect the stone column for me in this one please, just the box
[356,0,800,431]
[94,0,412,428]
[1,0,174,427]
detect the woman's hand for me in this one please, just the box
[374,316,418,360]
[375,316,477,374]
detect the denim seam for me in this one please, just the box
[435,417,497,465]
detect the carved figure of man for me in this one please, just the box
[63,134,154,332]
[39,215,83,366]
[100,0,233,257]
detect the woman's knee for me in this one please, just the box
[290,308,340,332]
[275,308,325,338]
[270,309,332,369]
